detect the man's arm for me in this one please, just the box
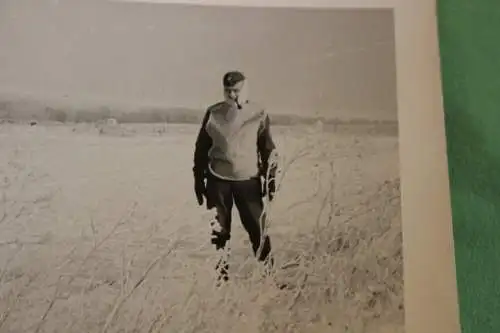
[257,113,277,179]
[193,109,213,180]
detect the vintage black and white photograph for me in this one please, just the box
[0,1,403,332]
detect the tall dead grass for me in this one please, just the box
[0,122,403,333]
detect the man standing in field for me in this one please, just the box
[192,71,278,283]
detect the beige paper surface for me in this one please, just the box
[395,1,460,332]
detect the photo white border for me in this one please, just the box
[112,0,397,8]
[111,1,461,332]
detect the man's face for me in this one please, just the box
[224,81,245,106]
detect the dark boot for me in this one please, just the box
[206,175,233,285]
[215,256,230,285]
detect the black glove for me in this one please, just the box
[194,176,206,206]
[264,178,276,201]
[262,167,277,201]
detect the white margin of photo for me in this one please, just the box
[110,1,461,332]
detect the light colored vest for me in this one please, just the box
[205,101,266,181]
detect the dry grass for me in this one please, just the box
[0,120,402,333]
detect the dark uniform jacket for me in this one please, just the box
[193,101,277,183]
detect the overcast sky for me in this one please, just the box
[0,1,397,120]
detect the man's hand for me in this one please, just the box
[265,177,276,201]
[262,172,276,202]
[194,177,206,206]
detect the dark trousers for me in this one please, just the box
[206,173,272,278]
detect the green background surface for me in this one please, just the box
[437,1,500,332]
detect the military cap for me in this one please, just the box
[223,71,246,87]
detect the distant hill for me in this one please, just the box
[0,94,398,136]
